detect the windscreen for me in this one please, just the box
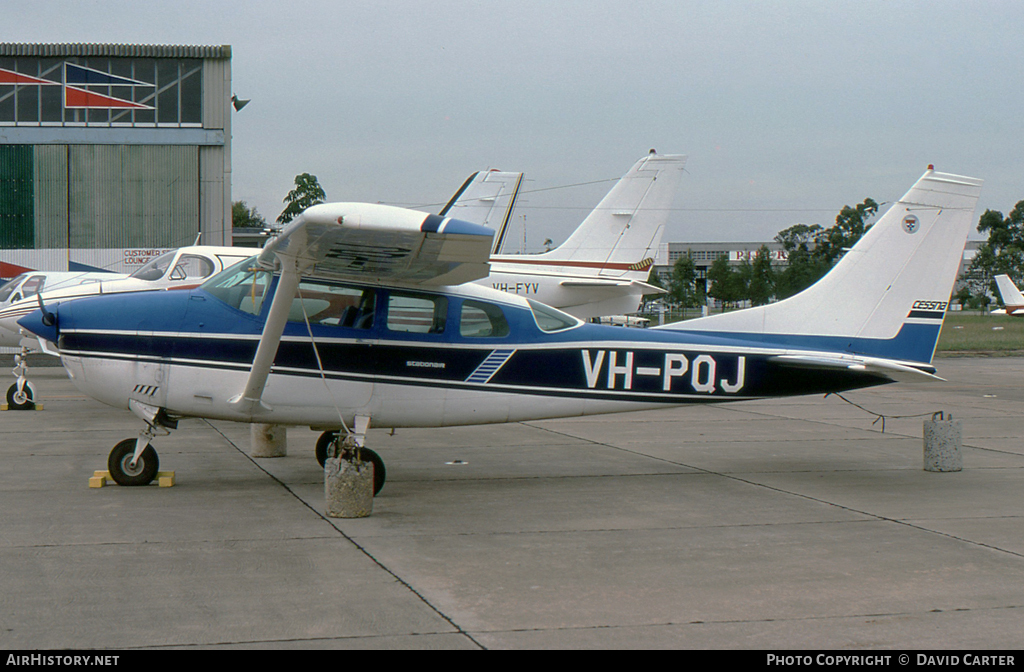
[129,251,176,281]
[199,256,271,315]
[0,275,28,303]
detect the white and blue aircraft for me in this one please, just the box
[17,167,982,493]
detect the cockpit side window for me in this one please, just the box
[290,280,375,329]
[20,275,45,298]
[386,292,447,334]
[460,300,510,338]
[169,255,215,281]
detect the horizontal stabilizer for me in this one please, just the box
[771,354,944,382]
[559,278,666,294]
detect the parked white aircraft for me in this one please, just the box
[447,152,683,319]
[1,246,251,409]
[0,271,127,307]
[992,274,1024,316]
[17,167,981,495]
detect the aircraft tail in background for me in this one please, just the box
[439,170,524,255]
[993,274,1024,315]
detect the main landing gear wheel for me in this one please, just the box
[315,430,386,496]
[108,439,160,486]
[6,382,35,411]
[315,431,338,468]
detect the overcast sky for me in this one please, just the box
[12,0,1024,249]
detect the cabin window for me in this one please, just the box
[200,257,272,315]
[386,292,447,334]
[528,299,580,332]
[291,281,375,328]
[460,300,510,338]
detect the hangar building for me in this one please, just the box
[0,43,233,278]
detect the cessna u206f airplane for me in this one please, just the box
[18,167,981,493]
[447,152,685,320]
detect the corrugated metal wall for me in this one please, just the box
[33,145,69,249]
[0,145,34,248]
[69,145,199,249]
[201,56,231,246]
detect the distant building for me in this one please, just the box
[652,241,788,289]
[0,43,234,279]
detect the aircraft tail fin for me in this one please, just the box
[525,152,686,278]
[439,170,524,255]
[994,274,1024,311]
[659,167,983,365]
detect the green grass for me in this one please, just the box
[936,311,1024,355]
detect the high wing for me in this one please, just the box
[260,202,495,286]
[438,170,524,255]
[232,202,495,413]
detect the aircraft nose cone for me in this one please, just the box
[17,306,59,344]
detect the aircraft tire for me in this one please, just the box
[316,432,385,495]
[315,431,339,467]
[108,439,159,486]
[359,447,386,496]
[6,382,35,411]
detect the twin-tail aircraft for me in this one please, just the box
[448,151,684,319]
[0,246,250,409]
[991,274,1024,316]
[17,166,982,494]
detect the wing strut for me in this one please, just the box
[228,258,302,415]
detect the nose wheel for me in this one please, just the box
[315,430,386,495]
[107,438,160,486]
[7,350,36,410]
[6,381,36,411]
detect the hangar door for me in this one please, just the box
[1,144,200,252]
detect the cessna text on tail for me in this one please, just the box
[17,168,981,494]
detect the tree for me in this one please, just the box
[277,173,327,225]
[747,245,775,306]
[232,201,267,229]
[814,198,879,266]
[707,255,744,309]
[772,198,879,299]
[668,252,704,308]
[964,202,1024,306]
